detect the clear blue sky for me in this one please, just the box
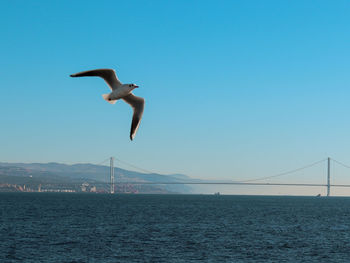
[1,0,350,195]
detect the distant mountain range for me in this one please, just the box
[0,162,197,193]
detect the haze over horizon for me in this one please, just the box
[1,0,350,195]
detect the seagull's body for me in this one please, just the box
[70,68,145,140]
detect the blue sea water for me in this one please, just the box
[1,193,350,262]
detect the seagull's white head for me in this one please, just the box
[125,83,139,90]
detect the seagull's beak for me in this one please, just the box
[135,85,139,88]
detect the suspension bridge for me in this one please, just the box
[102,157,350,197]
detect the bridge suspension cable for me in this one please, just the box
[94,158,110,166]
[332,158,350,170]
[113,156,156,174]
[109,156,328,184]
[235,158,327,183]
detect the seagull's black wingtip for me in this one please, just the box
[70,74,75,77]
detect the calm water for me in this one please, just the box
[1,193,350,262]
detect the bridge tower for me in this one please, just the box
[110,157,115,194]
[327,157,330,197]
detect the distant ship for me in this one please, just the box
[214,192,220,196]
[316,194,321,197]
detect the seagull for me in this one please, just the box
[70,68,145,140]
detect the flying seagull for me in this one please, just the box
[70,68,145,140]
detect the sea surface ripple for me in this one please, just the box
[1,193,350,262]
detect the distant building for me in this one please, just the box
[81,182,89,192]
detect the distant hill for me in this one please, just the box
[0,162,195,193]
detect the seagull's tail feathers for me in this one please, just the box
[102,94,117,104]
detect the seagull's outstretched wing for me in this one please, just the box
[70,68,122,90]
[122,93,145,140]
